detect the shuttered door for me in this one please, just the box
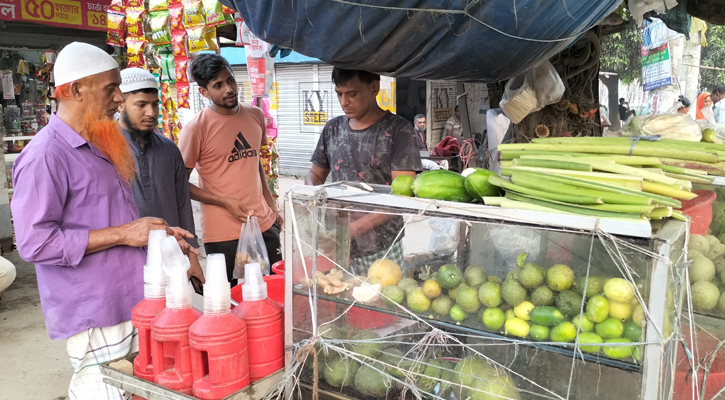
[232,66,253,104]
[427,81,457,146]
[276,64,315,176]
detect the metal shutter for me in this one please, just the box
[427,81,457,146]
[276,64,317,176]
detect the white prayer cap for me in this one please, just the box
[54,42,119,87]
[120,68,158,93]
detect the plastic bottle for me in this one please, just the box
[231,262,284,382]
[151,237,202,395]
[132,230,175,384]
[189,254,250,399]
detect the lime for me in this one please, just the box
[449,304,468,322]
[456,286,481,313]
[550,321,577,343]
[504,317,530,338]
[448,282,467,301]
[407,288,432,313]
[391,174,415,196]
[431,295,454,316]
[602,338,633,359]
[632,303,645,327]
[555,290,584,318]
[546,264,575,291]
[501,279,527,306]
[690,234,710,254]
[505,309,516,320]
[690,256,716,283]
[573,314,594,332]
[575,275,604,299]
[586,295,610,323]
[595,317,624,339]
[530,325,550,341]
[603,278,635,303]
[464,265,488,288]
[519,263,545,289]
[531,286,555,306]
[488,276,502,284]
[423,279,442,299]
[703,128,718,143]
[623,320,643,342]
[632,346,642,362]
[397,278,419,293]
[608,300,632,320]
[577,332,604,354]
[382,285,405,307]
[478,282,502,308]
[482,308,506,330]
[437,265,463,290]
[692,281,720,311]
[513,301,535,321]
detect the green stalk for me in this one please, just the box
[497,143,719,163]
[533,136,725,154]
[509,169,681,208]
[659,158,725,176]
[504,192,644,219]
[500,150,596,160]
[500,166,643,190]
[501,160,513,168]
[510,172,651,205]
[488,175,603,204]
[648,207,673,218]
[582,160,680,185]
[482,197,505,206]
[519,154,661,166]
[663,172,714,185]
[498,198,571,215]
[642,181,697,200]
[512,158,593,171]
[671,212,690,222]
[586,204,656,213]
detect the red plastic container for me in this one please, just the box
[271,260,284,275]
[674,327,725,399]
[243,276,284,306]
[131,298,175,382]
[680,190,717,235]
[151,307,203,395]
[231,299,284,382]
[189,313,250,399]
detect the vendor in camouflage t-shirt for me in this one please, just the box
[306,68,422,271]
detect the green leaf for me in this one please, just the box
[517,252,527,267]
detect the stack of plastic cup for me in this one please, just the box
[144,230,168,300]
[242,262,267,302]
[203,254,232,314]
[160,236,193,309]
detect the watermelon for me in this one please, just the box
[464,169,500,202]
[412,170,473,203]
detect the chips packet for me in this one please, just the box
[148,0,168,11]
[149,10,172,47]
[124,0,142,9]
[126,37,147,68]
[172,31,189,58]
[203,0,225,26]
[222,5,235,14]
[107,11,127,47]
[125,7,146,38]
[175,57,189,84]
[169,3,185,32]
[177,83,190,109]
[145,45,161,69]
[186,27,208,53]
[109,0,124,13]
[204,26,219,52]
[160,51,175,81]
[182,0,205,28]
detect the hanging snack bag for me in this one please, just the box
[126,37,147,68]
[125,7,146,38]
[160,51,175,81]
[109,0,124,13]
[186,27,209,53]
[172,31,188,58]
[222,5,235,14]
[148,0,168,11]
[161,82,172,105]
[203,26,219,52]
[149,10,172,47]
[124,0,142,8]
[107,12,127,47]
[145,44,161,69]
[169,3,185,32]
[182,0,205,28]
[177,83,190,109]
[175,57,189,84]
[203,0,225,26]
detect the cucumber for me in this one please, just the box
[528,306,565,327]
[412,170,473,203]
[464,169,501,202]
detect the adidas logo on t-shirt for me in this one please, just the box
[228,132,258,163]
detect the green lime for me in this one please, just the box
[391,175,415,196]
[406,288,432,313]
[448,282,467,301]
[456,285,481,313]
[530,325,550,341]
[623,320,643,342]
[586,295,610,323]
[437,264,463,290]
[550,322,577,343]
[572,314,594,332]
[431,295,454,316]
[382,285,405,307]
[575,275,604,299]
[482,307,506,330]
[519,263,545,289]
[602,338,633,359]
[505,309,516,320]
[397,278,419,293]
[577,332,604,354]
[464,265,488,288]
[531,286,555,306]
[595,317,624,339]
[501,278,527,306]
[546,264,575,291]
[478,282,502,308]
[504,317,530,338]
[555,289,584,318]
[604,278,635,303]
[449,304,468,322]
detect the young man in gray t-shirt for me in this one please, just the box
[306,68,422,270]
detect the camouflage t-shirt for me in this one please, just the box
[311,112,422,259]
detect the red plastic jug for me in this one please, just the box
[132,298,175,381]
[231,298,283,381]
[189,313,250,399]
[151,307,202,395]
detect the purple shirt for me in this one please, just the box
[11,115,146,340]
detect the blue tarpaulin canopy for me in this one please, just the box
[222,0,623,82]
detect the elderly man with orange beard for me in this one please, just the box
[11,42,197,400]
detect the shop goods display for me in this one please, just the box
[282,184,686,399]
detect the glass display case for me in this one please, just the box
[283,183,686,400]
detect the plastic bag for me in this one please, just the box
[531,61,565,109]
[429,218,459,255]
[500,60,565,124]
[623,113,702,141]
[234,216,271,280]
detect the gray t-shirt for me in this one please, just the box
[311,112,422,258]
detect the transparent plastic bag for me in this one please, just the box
[233,216,271,280]
[531,60,565,109]
[500,60,565,124]
[429,218,460,255]
[623,113,701,141]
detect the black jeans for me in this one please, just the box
[204,221,283,286]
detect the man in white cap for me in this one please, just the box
[118,67,205,285]
[11,42,197,400]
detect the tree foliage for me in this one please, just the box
[700,24,725,91]
[600,8,644,85]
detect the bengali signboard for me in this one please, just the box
[0,0,109,31]
[641,43,672,92]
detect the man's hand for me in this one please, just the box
[188,253,205,284]
[120,217,170,247]
[222,198,253,222]
[166,227,200,255]
[276,212,284,227]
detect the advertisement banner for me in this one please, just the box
[246,57,266,98]
[0,0,110,31]
[641,43,672,92]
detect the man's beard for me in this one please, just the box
[83,105,136,184]
[121,111,154,145]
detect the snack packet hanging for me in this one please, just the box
[126,37,147,68]
[175,57,189,84]
[125,7,146,38]
[107,12,127,47]
[109,0,124,13]
[148,0,168,11]
[186,27,208,53]
[160,51,175,81]
[169,3,184,32]
[172,31,188,58]
[204,26,219,52]
[177,83,190,109]
[149,10,172,47]
[203,0,225,26]
[145,44,161,69]
[182,0,205,28]
[161,82,172,104]
[222,5,235,14]
[124,0,142,9]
